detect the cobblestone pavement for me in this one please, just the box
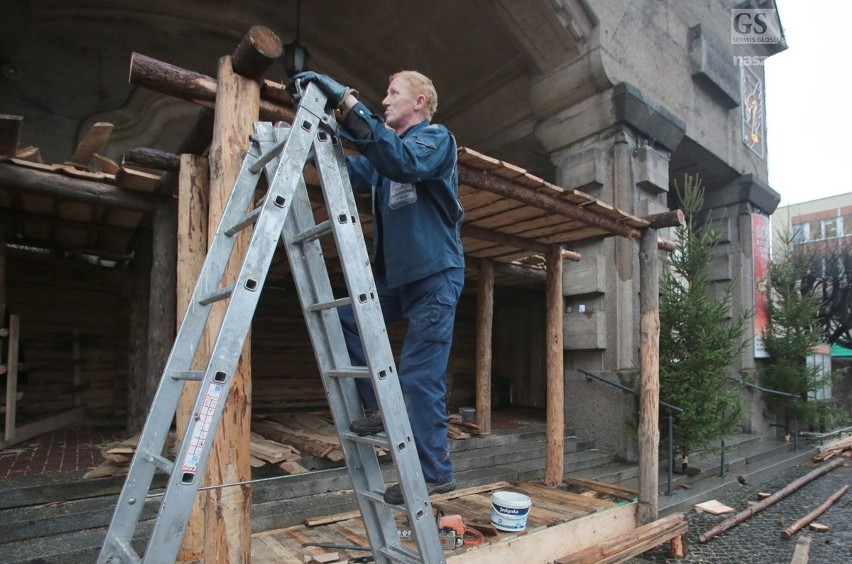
[636,461,852,563]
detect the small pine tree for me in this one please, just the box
[659,174,750,466]
[760,231,831,431]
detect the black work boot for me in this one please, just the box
[349,411,384,436]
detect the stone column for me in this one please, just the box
[531,83,682,460]
[702,174,781,435]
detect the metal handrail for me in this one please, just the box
[729,375,800,452]
[578,368,682,496]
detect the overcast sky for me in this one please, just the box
[764,0,852,206]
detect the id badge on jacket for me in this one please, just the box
[389,181,417,209]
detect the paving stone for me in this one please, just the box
[632,462,852,563]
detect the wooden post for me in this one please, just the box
[475,258,494,434]
[127,230,152,433]
[176,154,209,563]
[202,55,259,562]
[638,227,660,524]
[145,197,177,414]
[4,315,20,441]
[544,244,564,485]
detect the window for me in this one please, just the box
[808,219,821,241]
[792,224,806,244]
[823,218,838,239]
[843,214,852,237]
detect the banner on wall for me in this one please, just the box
[752,213,770,358]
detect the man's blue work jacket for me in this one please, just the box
[342,102,465,288]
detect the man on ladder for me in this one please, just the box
[291,70,465,505]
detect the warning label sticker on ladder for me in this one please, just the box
[181,383,224,473]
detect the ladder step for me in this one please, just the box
[291,219,333,244]
[225,207,262,236]
[112,538,142,563]
[142,450,175,475]
[248,134,288,173]
[380,544,422,564]
[198,285,234,306]
[171,371,204,381]
[307,296,351,312]
[327,367,371,379]
[341,431,391,450]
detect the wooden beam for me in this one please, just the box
[462,223,582,261]
[459,167,643,241]
[0,405,84,449]
[129,52,293,123]
[554,513,688,564]
[124,147,181,173]
[0,161,156,212]
[202,54,257,562]
[68,122,114,167]
[642,209,684,229]
[638,228,661,524]
[0,114,24,157]
[475,259,494,435]
[544,244,565,485]
[176,153,209,563]
[231,25,283,81]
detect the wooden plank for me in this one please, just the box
[789,535,811,564]
[68,122,114,166]
[0,115,24,157]
[0,406,85,449]
[446,502,637,564]
[114,167,162,192]
[563,477,639,501]
[14,146,43,163]
[553,513,688,564]
[304,482,513,527]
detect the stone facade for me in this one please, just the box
[1,0,788,459]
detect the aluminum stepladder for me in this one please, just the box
[98,82,445,564]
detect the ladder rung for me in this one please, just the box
[171,371,204,381]
[380,545,422,564]
[360,489,388,506]
[291,219,333,244]
[142,450,175,475]
[198,285,234,306]
[112,537,142,563]
[307,296,351,312]
[327,367,371,379]
[225,207,262,236]
[341,431,391,450]
[248,135,288,173]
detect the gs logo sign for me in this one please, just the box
[731,9,782,44]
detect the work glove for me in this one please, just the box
[288,71,356,110]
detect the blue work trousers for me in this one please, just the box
[338,267,464,484]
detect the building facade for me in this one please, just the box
[1,0,788,459]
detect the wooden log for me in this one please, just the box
[544,244,564,485]
[657,237,676,253]
[0,114,23,157]
[124,147,181,173]
[0,161,157,212]
[129,52,293,123]
[231,25,283,81]
[175,154,209,563]
[474,258,493,435]
[781,484,848,539]
[638,227,661,524]
[68,122,114,167]
[699,458,845,543]
[458,166,642,241]
[202,55,258,562]
[642,209,685,229]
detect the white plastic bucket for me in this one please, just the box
[490,491,532,532]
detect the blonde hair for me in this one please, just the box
[389,70,438,120]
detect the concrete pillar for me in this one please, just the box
[701,174,781,436]
[531,82,683,460]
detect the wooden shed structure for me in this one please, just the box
[1,25,686,562]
